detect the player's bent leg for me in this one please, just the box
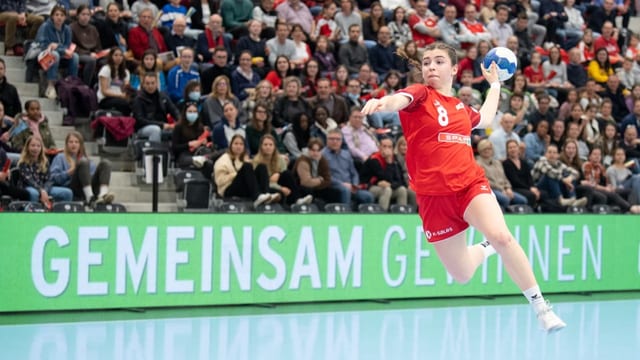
[432,231,486,284]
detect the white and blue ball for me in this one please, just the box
[482,47,518,82]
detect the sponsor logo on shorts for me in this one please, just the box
[425,227,453,239]
[480,184,489,191]
[437,132,471,146]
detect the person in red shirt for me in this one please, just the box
[407,0,441,48]
[361,42,566,333]
[593,21,621,64]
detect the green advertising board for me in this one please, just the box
[1,213,638,312]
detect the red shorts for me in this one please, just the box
[416,178,493,243]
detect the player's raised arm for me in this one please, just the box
[477,61,501,129]
[361,94,411,115]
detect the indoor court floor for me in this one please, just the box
[1,292,638,360]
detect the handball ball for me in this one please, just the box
[483,47,518,82]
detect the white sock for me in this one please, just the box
[98,185,109,197]
[83,186,93,202]
[523,285,546,308]
[479,240,496,258]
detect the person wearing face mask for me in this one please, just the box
[172,102,215,179]
[179,80,204,112]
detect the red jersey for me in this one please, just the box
[398,84,485,195]
[408,14,438,48]
[594,36,620,62]
[523,64,545,84]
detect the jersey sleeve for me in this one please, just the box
[398,84,428,112]
[467,105,481,128]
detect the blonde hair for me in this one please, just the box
[18,136,48,173]
[63,131,87,169]
[253,134,282,175]
[210,75,235,100]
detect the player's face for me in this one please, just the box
[422,49,456,90]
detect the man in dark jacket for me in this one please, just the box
[307,78,349,125]
[0,147,30,201]
[132,73,180,142]
[360,137,412,211]
[0,59,21,118]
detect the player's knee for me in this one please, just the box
[486,230,513,248]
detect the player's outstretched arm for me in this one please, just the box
[361,94,411,115]
[477,62,501,129]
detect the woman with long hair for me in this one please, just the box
[213,134,276,207]
[212,101,247,151]
[560,138,606,207]
[388,6,412,48]
[202,75,247,129]
[231,50,262,102]
[50,131,114,206]
[129,49,167,92]
[583,147,639,213]
[97,47,131,115]
[331,64,349,95]
[362,1,386,46]
[502,139,541,207]
[172,102,215,179]
[18,136,72,208]
[606,147,640,207]
[595,121,618,167]
[246,102,285,156]
[265,55,293,95]
[301,59,321,98]
[588,48,614,86]
[283,111,312,159]
[253,134,311,205]
[290,24,312,70]
[243,80,276,121]
[70,4,100,86]
[313,35,338,77]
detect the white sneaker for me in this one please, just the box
[253,193,270,208]
[535,300,566,333]
[295,194,313,205]
[45,85,57,100]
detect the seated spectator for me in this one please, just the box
[565,121,590,161]
[0,147,30,201]
[549,119,566,151]
[310,105,339,145]
[601,74,630,121]
[266,21,296,68]
[566,48,588,89]
[487,5,512,48]
[231,51,261,102]
[523,52,546,93]
[97,47,132,115]
[264,55,293,96]
[0,0,44,56]
[323,128,374,208]
[369,26,402,81]
[620,98,640,135]
[18,136,72,208]
[407,0,440,49]
[94,2,129,52]
[289,23,312,71]
[593,21,621,64]
[9,100,56,153]
[243,80,276,121]
[177,80,204,112]
[0,100,20,162]
[543,46,574,104]
[616,57,639,93]
[595,122,619,167]
[300,59,321,98]
[625,85,640,114]
[171,102,214,179]
[190,0,218,31]
[362,2,386,47]
[360,136,411,211]
[246,103,285,156]
[167,47,200,103]
[560,138,606,207]
[50,131,114,206]
[212,101,247,151]
[235,20,270,78]
[293,137,342,205]
[163,16,198,61]
[70,5,101,86]
[537,0,567,45]
[607,148,640,206]
[437,4,476,49]
[272,76,312,128]
[557,89,579,122]
[503,139,542,207]
[312,36,338,77]
[277,0,314,35]
[526,95,555,132]
[128,8,168,64]
[341,108,379,164]
[310,2,339,44]
[583,147,639,213]
[200,47,233,95]
[253,134,310,205]
[331,64,350,96]
[588,48,615,87]
[130,0,159,23]
[579,79,603,110]
[388,6,412,49]
[252,0,278,39]
[531,143,587,207]
[476,139,528,210]
[220,0,253,38]
[214,134,275,207]
[338,24,369,74]
[160,0,191,31]
[35,5,79,100]
[283,111,311,160]
[129,50,167,92]
[307,78,349,126]
[202,76,246,129]
[619,125,640,161]
[0,59,22,118]
[132,73,180,142]
[523,119,550,167]
[393,135,417,206]
[196,14,232,65]
[489,113,521,161]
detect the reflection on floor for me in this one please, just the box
[1,298,639,360]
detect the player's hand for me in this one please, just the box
[480,61,500,85]
[361,98,385,115]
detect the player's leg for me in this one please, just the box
[464,193,566,332]
[431,231,493,284]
